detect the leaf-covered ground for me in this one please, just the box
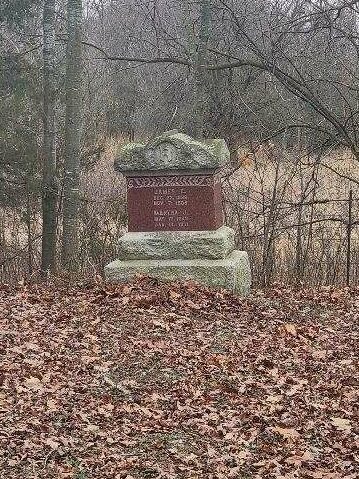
[1,278,358,479]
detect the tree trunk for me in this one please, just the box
[191,0,211,139]
[26,186,33,277]
[41,0,57,275]
[61,0,83,270]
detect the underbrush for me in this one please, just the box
[2,143,359,286]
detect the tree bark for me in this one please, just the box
[191,0,211,139]
[61,0,83,270]
[41,0,57,275]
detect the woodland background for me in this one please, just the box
[2,0,359,286]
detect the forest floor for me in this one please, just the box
[0,278,358,479]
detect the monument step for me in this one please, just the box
[105,250,251,295]
[117,226,236,260]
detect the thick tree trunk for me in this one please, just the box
[41,0,57,275]
[61,0,83,270]
[191,0,211,139]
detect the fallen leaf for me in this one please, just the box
[24,376,43,391]
[237,450,250,460]
[45,437,60,449]
[184,453,198,463]
[46,399,58,412]
[207,445,216,457]
[169,290,181,300]
[284,323,297,336]
[271,426,300,440]
[266,394,283,403]
[312,349,327,359]
[330,417,352,432]
[85,424,100,432]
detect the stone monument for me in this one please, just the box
[105,131,251,294]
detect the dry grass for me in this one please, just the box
[224,146,359,285]
[2,141,359,285]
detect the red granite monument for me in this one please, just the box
[126,172,223,232]
[105,131,251,295]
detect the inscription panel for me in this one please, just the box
[127,175,223,232]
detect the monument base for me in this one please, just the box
[105,250,251,295]
[117,226,235,260]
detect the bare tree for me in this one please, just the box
[41,0,57,274]
[62,0,83,270]
[4,0,359,286]
[191,0,211,139]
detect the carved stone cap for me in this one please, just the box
[115,130,230,173]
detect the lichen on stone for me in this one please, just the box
[115,131,230,172]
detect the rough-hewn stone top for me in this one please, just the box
[115,130,230,173]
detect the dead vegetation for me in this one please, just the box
[1,277,358,478]
[2,139,359,286]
